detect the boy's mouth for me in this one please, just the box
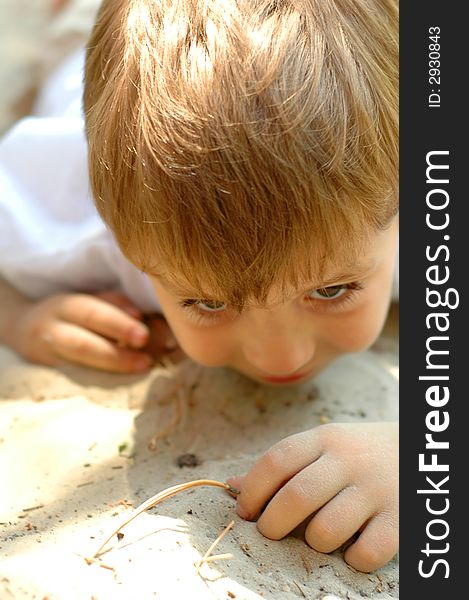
[261,369,313,385]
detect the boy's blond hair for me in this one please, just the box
[84,0,398,307]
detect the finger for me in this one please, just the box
[256,455,347,540]
[56,295,149,348]
[236,430,324,520]
[25,328,64,367]
[94,291,143,319]
[145,315,179,353]
[48,321,153,373]
[304,487,372,554]
[344,512,399,572]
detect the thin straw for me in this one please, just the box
[93,479,237,558]
[195,520,235,575]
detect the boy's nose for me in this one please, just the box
[242,332,315,377]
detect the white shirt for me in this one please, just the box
[0,50,160,313]
[0,49,398,311]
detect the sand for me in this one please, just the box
[0,3,399,598]
[0,308,399,600]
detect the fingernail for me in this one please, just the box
[130,327,148,348]
[164,336,178,351]
[134,355,152,372]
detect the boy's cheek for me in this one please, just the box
[170,330,232,367]
[157,309,231,366]
[329,310,388,354]
[338,280,394,353]
[336,325,381,353]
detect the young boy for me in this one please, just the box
[0,0,398,573]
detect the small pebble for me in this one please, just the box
[322,596,344,600]
[176,453,200,468]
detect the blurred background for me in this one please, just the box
[0,0,100,135]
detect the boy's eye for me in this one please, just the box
[307,285,348,300]
[194,299,228,312]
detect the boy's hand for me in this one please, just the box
[13,291,155,373]
[228,422,398,573]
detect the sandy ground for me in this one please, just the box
[0,309,399,600]
[0,2,399,598]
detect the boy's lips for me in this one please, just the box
[261,369,313,384]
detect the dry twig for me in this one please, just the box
[200,553,233,564]
[21,504,44,513]
[300,551,313,575]
[291,580,307,598]
[148,387,186,450]
[92,479,238,559]
[84,557,115,571]
[195,520,235,575]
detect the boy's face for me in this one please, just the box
[149,218,398,385]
